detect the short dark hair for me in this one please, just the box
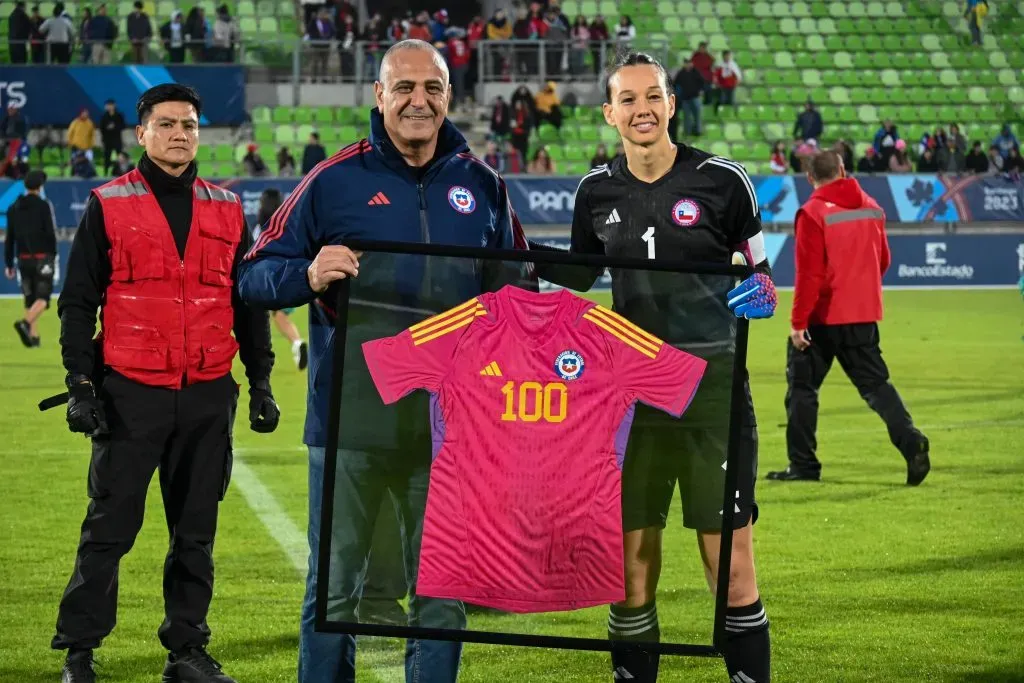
[603,51,670,102]
[807,150,843,182]
[310,131,320,141]
[133,0,142,7]
[136,83,202,124]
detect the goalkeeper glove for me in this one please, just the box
[727,272,778,319]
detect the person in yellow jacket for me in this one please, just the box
[964,0,987,45]
[66,109,96,158]
[534,80,563,128]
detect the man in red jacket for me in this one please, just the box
[767,151,930,485]
[53,84,278,683]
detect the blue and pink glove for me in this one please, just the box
[727,272,777,319]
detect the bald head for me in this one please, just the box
[373,38,451,167]
[378,39,449,87]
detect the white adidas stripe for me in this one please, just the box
[576,163,611,195]
[698,156,759,217]
[731,671,757,683]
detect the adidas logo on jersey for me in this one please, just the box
[731,672,757,683]
[605,208,621,224]
[480,361,503,377]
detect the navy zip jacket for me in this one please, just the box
[237,110,527,447]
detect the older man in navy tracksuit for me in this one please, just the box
[237,40,526,683]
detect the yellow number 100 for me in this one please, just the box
[500,381,568,423]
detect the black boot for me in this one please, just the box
[13,319,31,347]
[905,435,930,486]
[162,646,236,683]
[766,466,820,481]
[61,649,97,683]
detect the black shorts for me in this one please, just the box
[18,255,55,308]
[621,354,758,532]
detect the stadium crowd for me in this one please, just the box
[2,0,1022,179]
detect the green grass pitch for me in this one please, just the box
[1,290,1022,682]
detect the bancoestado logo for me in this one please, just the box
[528,190,575,213]
[897,242,974,280]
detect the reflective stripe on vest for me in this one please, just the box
[823,208,885,226]
[97,181,149,199]
[195,184,239,203]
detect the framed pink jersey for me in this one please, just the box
[361,285,707,613]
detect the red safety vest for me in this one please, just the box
[95,169,242,389]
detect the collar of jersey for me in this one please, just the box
[495,285,573,347]
[617,143,687,189]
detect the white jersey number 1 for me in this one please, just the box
[642,227,656,259]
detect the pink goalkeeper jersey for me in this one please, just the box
[362,285,706,613]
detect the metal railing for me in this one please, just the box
[6,37,249,65]
[5,37,671,86]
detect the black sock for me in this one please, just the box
[608,601,660,682]
[724,598,771,683]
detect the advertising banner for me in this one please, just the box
[737,233,1024,288]
[4,174,1020,229]
[1,233,1020,298]
[0,66,247,126]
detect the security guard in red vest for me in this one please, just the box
[52,84,278,683]
[767,150,930,486]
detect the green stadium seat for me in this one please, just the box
[710,141,731,157]
[258,17,278,33]
[274,125,296,144]
[317,128,340,144]
[195,146,214,163]
[746,34,768,51]
[271,106,292,123]
[234,144,249,163]
[237,0,255,14]
[939,69,959,87]
[716,0,734,15]
[254,126,273,144]
[292,107,313,125]
[880,69,900,87]
[967,87,989,104]
[998,69,1019,86]
[212,145,233,163]
[239,16,257,34]
[251,106,271,124]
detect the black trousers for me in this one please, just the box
[785,322,924,475]
[9,42,27,63]
[102,140,122,175]
[53,371,238,652]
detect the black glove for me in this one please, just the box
[248,379,280,433]
[66,373,109,437]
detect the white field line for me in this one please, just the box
[232,449,405,683]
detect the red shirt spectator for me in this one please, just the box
[691,43,714,82]
[447,35,470,68]
[408,21,431,41]
[467,16,484,49]
[529,11,548,38]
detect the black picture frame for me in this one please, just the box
[315,239,752,659]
